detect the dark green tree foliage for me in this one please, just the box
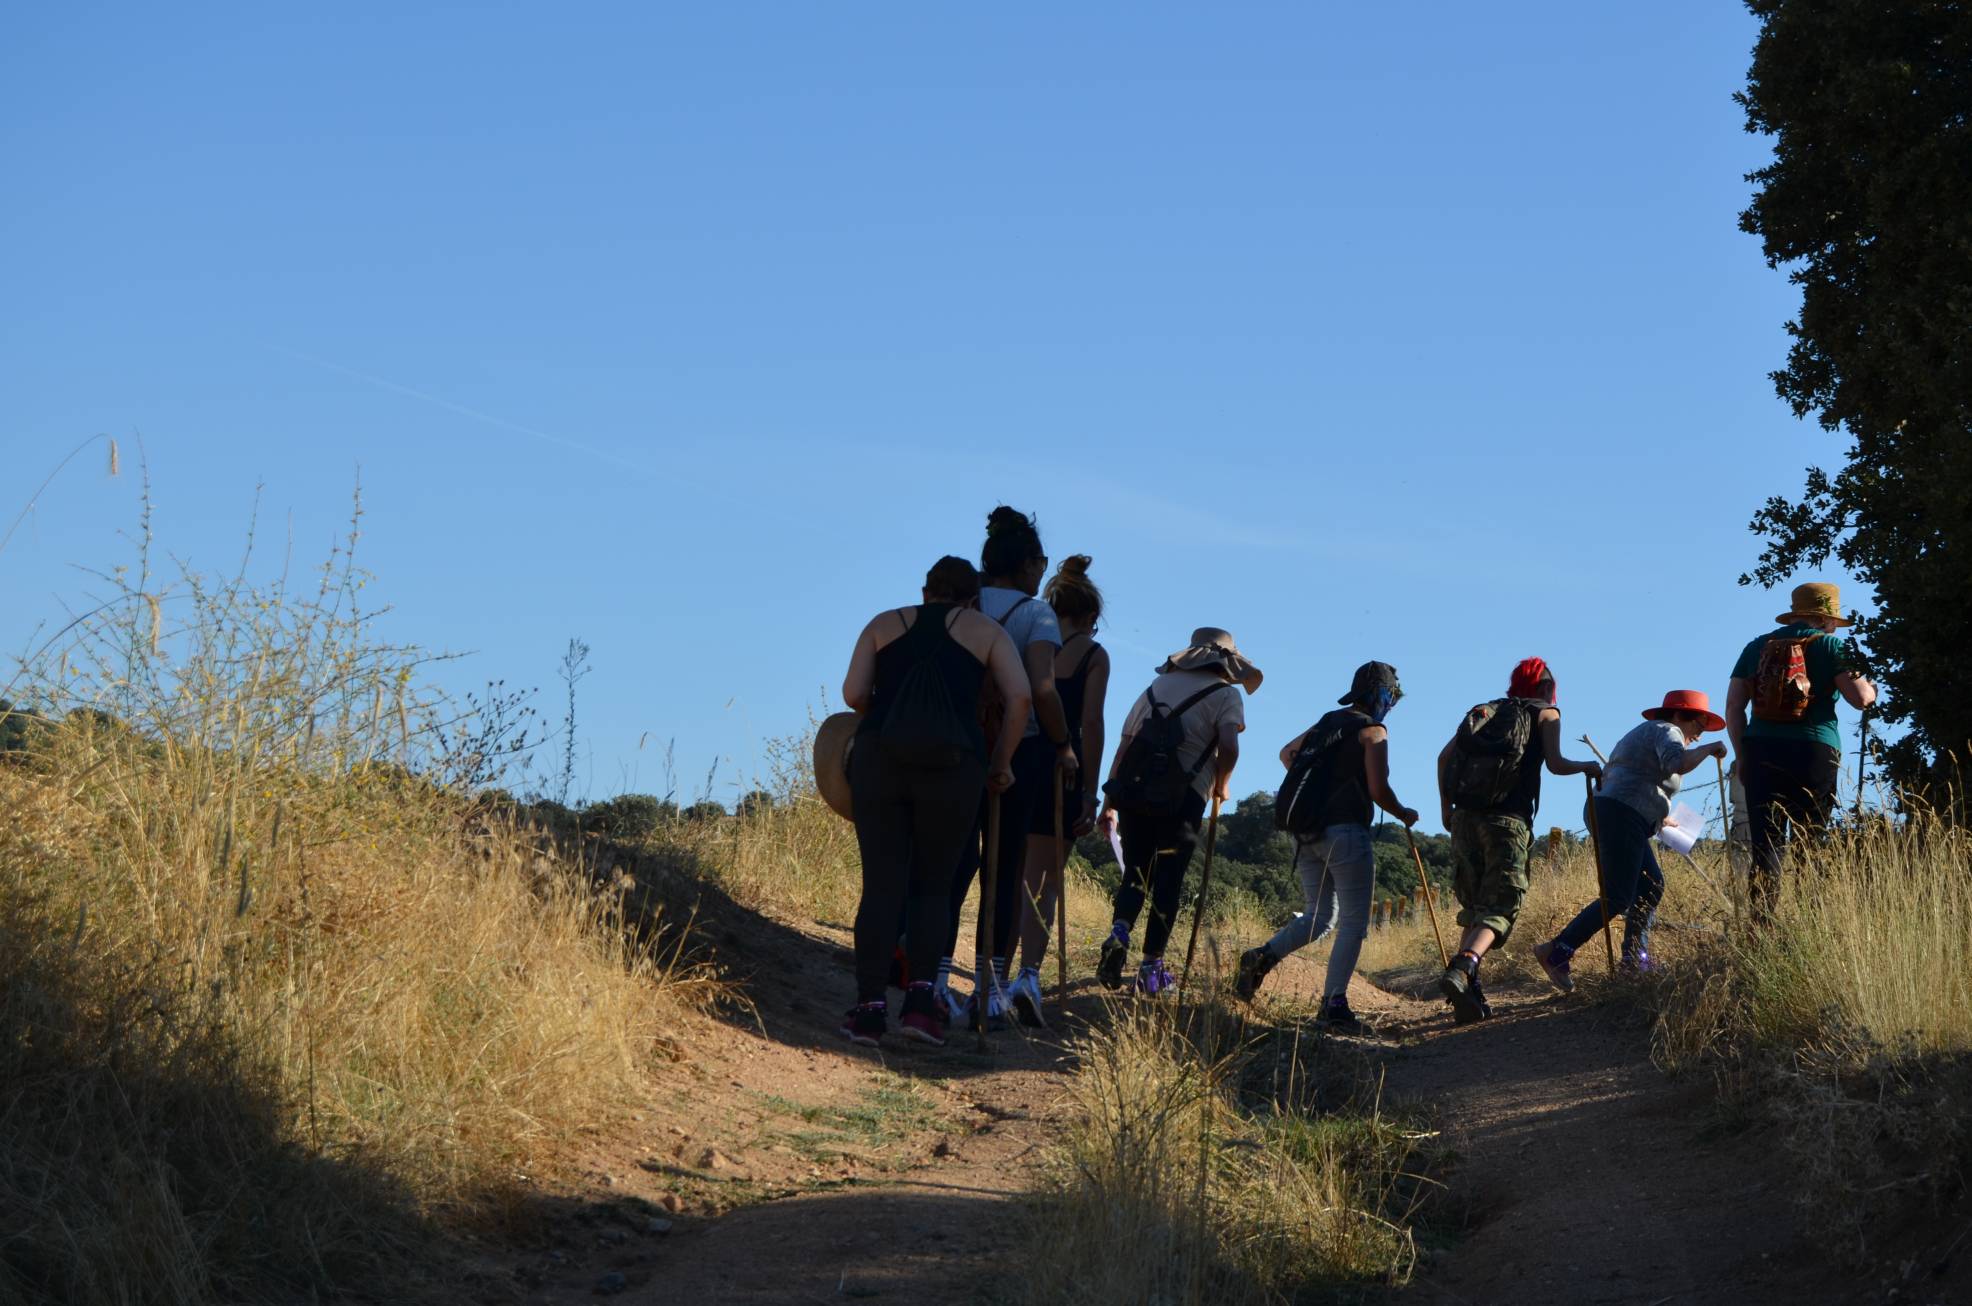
[583,793,675,841]
[1737,1,1972,790]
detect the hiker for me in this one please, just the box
[1009,555,1110,1027]
[1234,661,1426,1032]
[1533,691,1729,992]
[1432,659,1603,1023]
[937,507,1081,1028]
[838,556,1032,1047]
[1096,628,1260,996]
[1723,581,1876,915]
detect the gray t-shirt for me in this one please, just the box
[1594,720,1687,825]
[980,586,1061,737]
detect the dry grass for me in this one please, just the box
[1012,1002,1431,1303]
[1650,811,1972,1255]
[0,514,705,1302]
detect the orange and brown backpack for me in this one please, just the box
[1751,631,1822,724]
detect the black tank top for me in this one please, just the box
[1311,707,1375,830]
[857,604,988,758]
[1055,637,1100,752]
[1495,700,1550,824]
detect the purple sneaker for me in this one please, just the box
[1533,940,1575,994]
[1620,949,1657,977]
[1134,958,1175,997]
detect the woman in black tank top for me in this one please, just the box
[1009,556,1110,1027]
[837,557,1032,1050]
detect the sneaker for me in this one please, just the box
[1533,940,1575,994]
[1009,971,1047,1028]
[966,971,1009,1031]
[898,986,946,1047]
[1439,952,1484,1025]
[838,1002,886,1047]
[1619,949,1657,977]
[1233,946,1277,1002]
[932,979,966,1025]
[1097,926,1130,991]
[1314,994,1364,1033]
[1134,958,1175,997]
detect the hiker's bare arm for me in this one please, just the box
[1724,678,1751,757]
[1834,670,1877,711]
[1363,727,1420,827]
[1210,721,1240,802]
[841,619,882,713]
[1278,727,1311,769]
[1436,737,1458,828]
[1024,641,1078,779]
[985,631,1033,788]
[1539,710,1602,781]
[1075,649,1111,835]
[1674,740,1729,776]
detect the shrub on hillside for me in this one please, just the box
[584,792,675,841]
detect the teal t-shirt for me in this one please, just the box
[1730,623,1859,750]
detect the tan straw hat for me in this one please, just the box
[812,712,858,822]
[1158,627,1263,693]
[1775,581,1854,627]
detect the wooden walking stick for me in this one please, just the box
[1581,774,1618,973]
[1404,826,1450,967]
[1715,752,1738,921]
[1177,794,1223,997]
[974,791,1001,1052]
[1054,765,1069,1004]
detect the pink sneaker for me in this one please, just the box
[899,987,947,1047]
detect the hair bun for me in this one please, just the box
[1059,554,1092,577]
[986,505,1030,536]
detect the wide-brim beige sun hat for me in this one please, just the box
[1775,581,1854,627]
[1158,627,1262,693]
[812,712,859,822]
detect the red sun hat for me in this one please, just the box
[1641,689,1725,734]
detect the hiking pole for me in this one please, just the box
[975,791,1001,1053]
[1054,765,1069,1005]
[1579,734,1609,766]
[1854,705,1872,822]
[1177,794,1223,998]
[1403,826,1450,967]
[1715,752,1738,923]
[1582,774,1619,973]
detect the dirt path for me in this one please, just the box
[500,898,1936,1306]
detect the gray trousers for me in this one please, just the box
[1262,823,1375,1001]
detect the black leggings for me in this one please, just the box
[851,742,985,1004]
[1110,791,1208,958]
[945,733,1053,961]
[1742,736,1841,911]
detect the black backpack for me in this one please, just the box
[1274,712,1364,835]
[877,611,975,770]
[1103,682,1232,810]
[1447,697,1543,811]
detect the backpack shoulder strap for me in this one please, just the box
[995,595,1034,629]
[1168,681,1233,720]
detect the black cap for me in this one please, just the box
[1339,661,1402,706]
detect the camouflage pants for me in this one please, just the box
[1449,810,1531,944]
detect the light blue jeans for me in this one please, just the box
[1261,823,1375,1001]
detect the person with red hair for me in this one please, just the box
[1434,659,1602,1022]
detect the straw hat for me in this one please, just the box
[1642,690,1725,734]
[812,712,859,821]
[1159,627,1263,692]
[1775,581,1854,627]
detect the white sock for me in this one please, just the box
[991,956,1009,984]
[936,957,954,985]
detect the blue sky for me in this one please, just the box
[2,3,1873,832]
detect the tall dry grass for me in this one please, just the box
[1652,811,1972,1254]
[0,507,702,1302]
[1013,1003,1430,1303]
